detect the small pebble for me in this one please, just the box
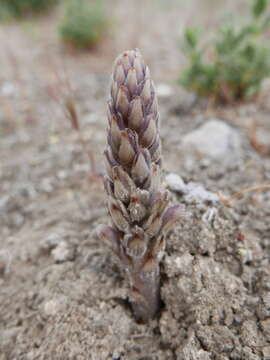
[51,241,74,263]
[165,173,186,193]
[156,83,173,97]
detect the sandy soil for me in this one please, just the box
[1,1,270,359]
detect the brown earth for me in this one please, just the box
[1,1,270,359]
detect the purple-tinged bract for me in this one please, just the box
[100,49,181,322]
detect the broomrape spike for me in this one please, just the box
[99,49,182,322]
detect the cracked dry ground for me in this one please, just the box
[1,2,270,355]
[1,62,270,359]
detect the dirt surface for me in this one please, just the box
[1,1,270,359]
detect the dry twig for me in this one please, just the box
[218,185,270,206]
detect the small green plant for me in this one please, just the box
[59,0,108,49]
[0,0,56,19]
[181,0,270,103]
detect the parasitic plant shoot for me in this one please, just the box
[99,49,182,322]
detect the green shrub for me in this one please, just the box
[59,0,108,49]
[181,0,270,103]
[0,0,57,19]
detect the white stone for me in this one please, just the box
[165,173,186,193]
[202,207,218,223]
[42,297,67,317]
[41,231,63,251]
[51,241,74,263]
[165,253,194,277]
[165,173,219,206]
[1,82,17,97]
[43,299,60,316]
[82,112,98,125]
[174,253,193,273]
[180,119,241,163]
[185,182,219,203]
[155,83,173,97]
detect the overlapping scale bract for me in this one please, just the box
[102,49,182,321]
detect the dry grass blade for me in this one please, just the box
[64,95,80,131]
[44,56,101,182]
[218,185,270,206]
[248,122,270,155]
